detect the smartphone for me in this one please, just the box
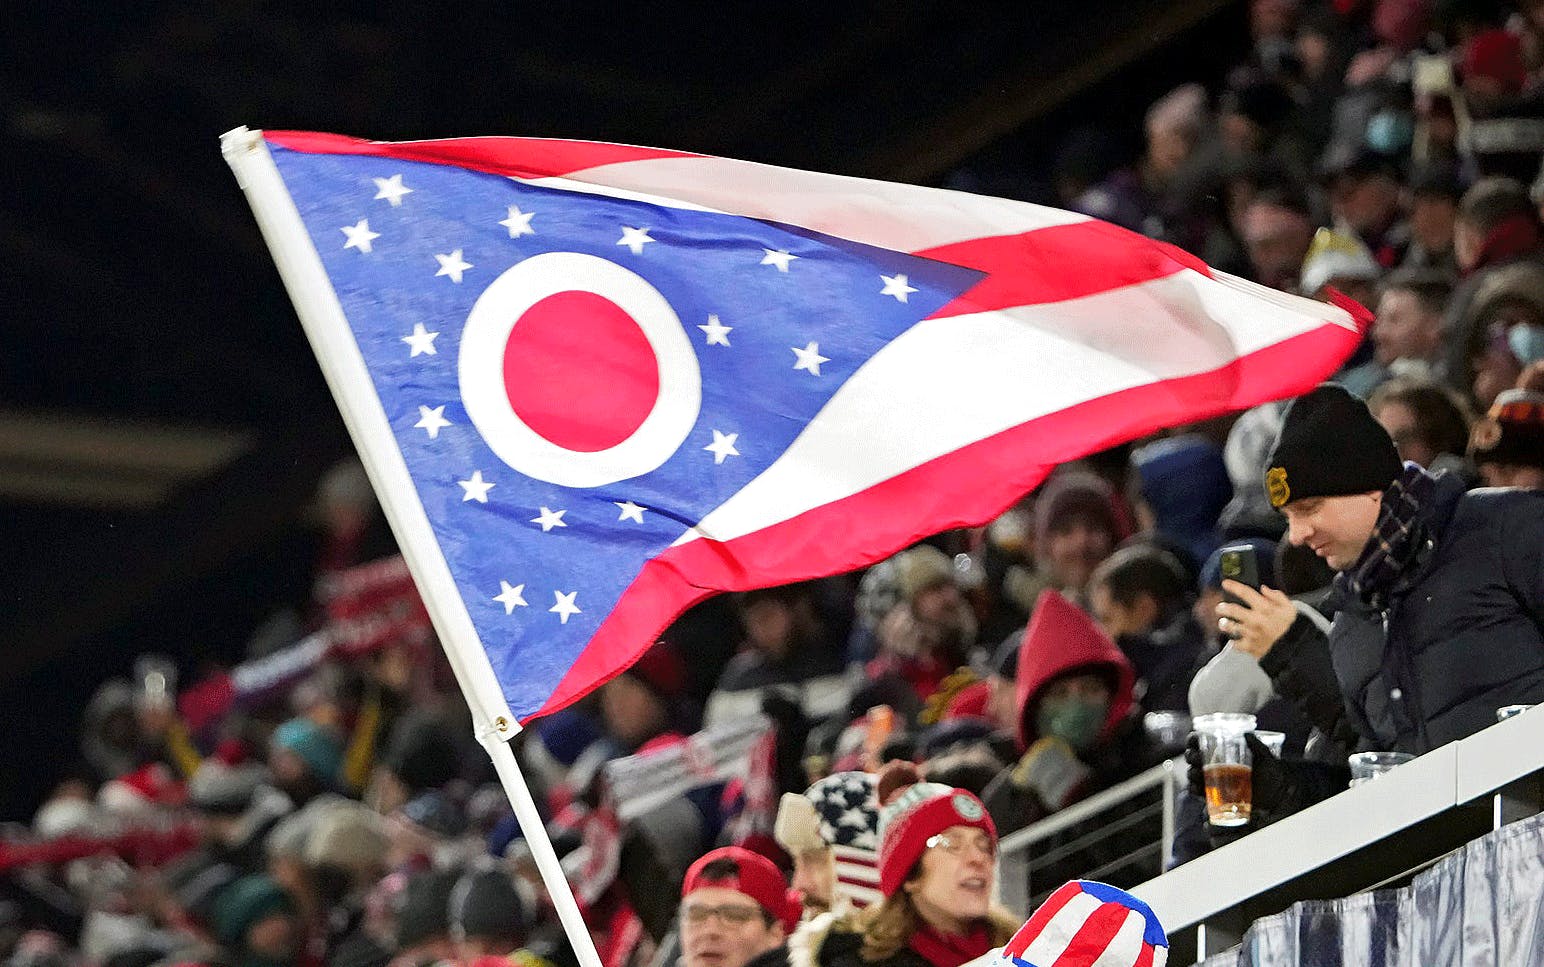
[1218,544,1261,608]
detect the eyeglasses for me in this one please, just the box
[925,832,995,858]
[681,903,764,926]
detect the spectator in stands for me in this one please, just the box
[1299,227,1382,312]
[797,764,1014,967]
[982,591,1159,834]
[1031,471,1125,607]
[1130,434,1233,570]
[1321,152,1408,270]
[1087,545,1204,713]
[1470,388,1544,487]
[268,718,343,807]
[706,586,847,729]
[1452,260,1544,407]
[1369,269,1455,385]
[449,865,530,963]
[598,641,695,754]
[1220,385,1544,757]
[1240,185,1318,291]
[210,875,302,967]
[1444,177,1543,398]
[771,772,881,919]
[1367,378,1475,474]
[869,546,977,705]
[389,870,458,967]
[1402,167,1463,273]
[679,848,796,967]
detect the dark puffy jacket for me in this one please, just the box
[1330,476,1544,754]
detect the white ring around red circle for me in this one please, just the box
[458,251,702,488]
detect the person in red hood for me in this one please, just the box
[979,590,1165,835]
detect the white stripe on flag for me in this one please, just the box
[1087,910,1147,967]
[1018,892,1102,965]
[676,268,1353,548]
[527,155,1089,253]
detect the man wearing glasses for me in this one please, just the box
[679,847,799,967]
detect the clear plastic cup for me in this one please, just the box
[1348,751,1414,787]
[1194,713,1258,827]
[1497,704,1535,722]
[1252,730,1286,757]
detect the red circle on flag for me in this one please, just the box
[502,290,660,453]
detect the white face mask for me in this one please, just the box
[1508,324,1544,366]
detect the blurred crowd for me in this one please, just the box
[7,2,1544,967]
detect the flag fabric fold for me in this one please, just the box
[245,130,1364,725]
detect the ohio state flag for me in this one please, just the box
[224,128,1363,727]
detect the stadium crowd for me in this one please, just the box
[7,2,1544,967]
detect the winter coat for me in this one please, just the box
[980,592,1164,834]
[787,909,1018,967]
[1118,611,1207,714]
[1329,476,1544,754]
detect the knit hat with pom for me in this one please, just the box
[874,761,995,898]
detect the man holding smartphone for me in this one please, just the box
[1218,384,1544,755]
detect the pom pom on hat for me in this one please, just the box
[1002,880,1168,967]
[874,761,995,898]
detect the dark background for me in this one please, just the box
[0,0,1250,820]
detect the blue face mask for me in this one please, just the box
[1508,324,1544,366]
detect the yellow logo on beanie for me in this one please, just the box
[1266,467,1291,508]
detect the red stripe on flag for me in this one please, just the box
[1050,903,1128,967]
[1132,941,1155,967]
[917,225,1213,319]
[262,130,701,180]
[1009,882,1085,958]
[525,319,1358,720]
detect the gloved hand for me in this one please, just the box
[1185,732,1351,843]
[1010,736,1093,811]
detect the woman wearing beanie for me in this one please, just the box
[792,762,1015,967]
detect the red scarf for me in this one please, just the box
[907,922,994,967]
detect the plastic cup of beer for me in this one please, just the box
[1347,751,1414,786]
[1143,711,1193,752]
[1194,712,1258,827]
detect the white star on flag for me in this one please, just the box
[493,581,528,614]
[459,470,495,503]
[880,273,919,303]
[414,404,451,439]
[792,342,830,376]
[531,506,568,532]
[704,430,740,464]
[615,500,646,523]
[499,205,536,237]
[340,219,380,253]
[761,248,799,272]
[435,249,472,283]
[550,590,582,624]
[698,314,732,346]
[401,322,440,357]
[617,226,655,255]
[372,174,413,206]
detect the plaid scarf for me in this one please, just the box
[1338,463,1439,609]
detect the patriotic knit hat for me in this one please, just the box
[775,771,883,908]
[1002,880,1168,967]
[875,761,995,898]
[683,846,801,932]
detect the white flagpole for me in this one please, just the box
[220,126,604,967]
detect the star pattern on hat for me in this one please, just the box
[808,771,879,850]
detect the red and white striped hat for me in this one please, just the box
[1002,880,1168,967]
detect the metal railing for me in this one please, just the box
[995,758,1182,916]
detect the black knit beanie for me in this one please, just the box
[451,867,526,945]
[1264,385,1402,508]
